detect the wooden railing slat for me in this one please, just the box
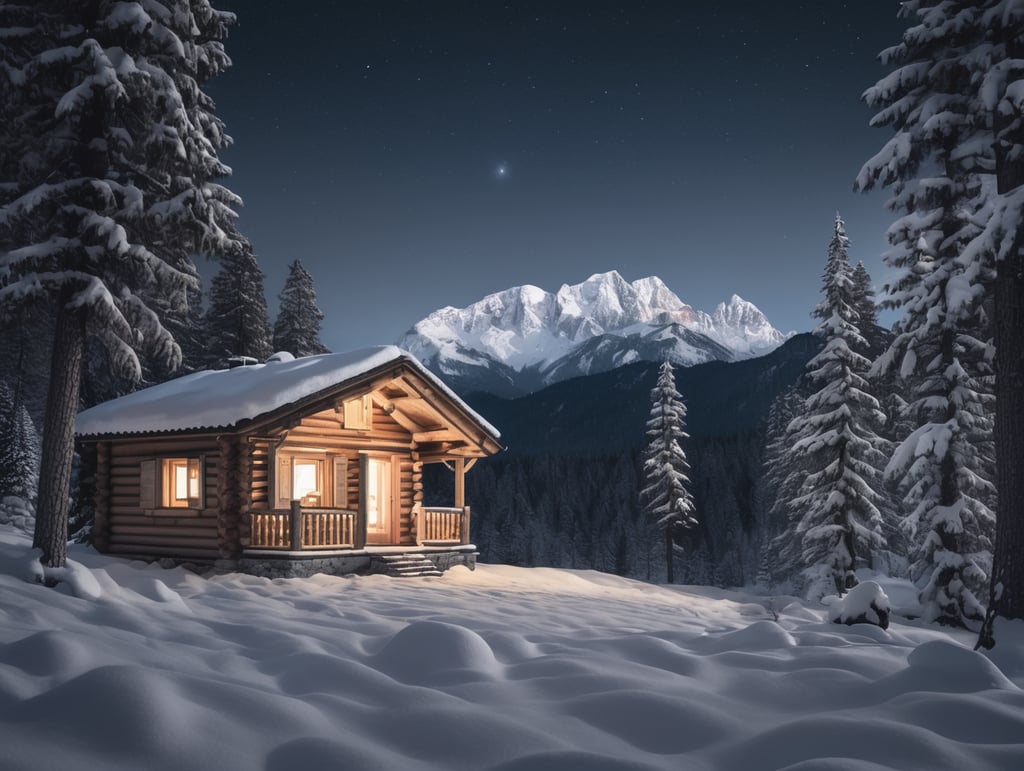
[419,506,468,545]
[250,509,356,549]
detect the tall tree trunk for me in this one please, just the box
[992,244,1024,619]
[33,296,85,569]
[991,117,1024,621]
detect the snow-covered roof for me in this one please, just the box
[76,345,500,439]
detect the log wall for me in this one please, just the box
[93,385,470,559]
[101,435,223,560]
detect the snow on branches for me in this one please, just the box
[857,0,997,627]
[780,216,889,600]
[641,361,696,583]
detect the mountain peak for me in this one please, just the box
[397,272,791,393]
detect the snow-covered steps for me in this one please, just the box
[374,554,444,578]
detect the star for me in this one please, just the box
[495,163,508,179]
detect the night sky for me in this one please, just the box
[205,1,908,353]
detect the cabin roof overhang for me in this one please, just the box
[75,346,502,456]
[243,361,503,457]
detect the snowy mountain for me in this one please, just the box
[398,271,792,395]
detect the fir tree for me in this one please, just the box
[0,380,41,533]
[782,215,889,599]
[965,1,1024,625]
[146,282,206,381]
[0,2,245,568]
[640,361,697,583]
[850,261,888,356]
[857,1,996,626]
[272,259,329,357]
[204,248,273,366]
[762,385,810,588]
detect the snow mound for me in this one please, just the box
[372,620,501,685]
[905,640,1016,691]
[696,619,798,652]
[563,689,741,753]
[0,526,1022,771]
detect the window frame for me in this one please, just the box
[274,449,349,511]
[140,456,205,512]
[342,395,372,431]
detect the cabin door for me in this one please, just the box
[364,455,396,544]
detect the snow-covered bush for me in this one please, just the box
[0,496,35,535]
[826,580,891,630]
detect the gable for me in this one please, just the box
[75,346,501,453]
[256,365,502,459]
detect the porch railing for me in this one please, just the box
[417,506,470,546]
[249,506,357,550]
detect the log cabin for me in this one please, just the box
[75,346,503,578]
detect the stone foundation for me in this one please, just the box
[237,547,476,579]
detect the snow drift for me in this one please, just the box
[0,527,1021,771]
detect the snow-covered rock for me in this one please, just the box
[827,580,891,630]
[398,271,792,394]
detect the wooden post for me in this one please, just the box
[93,441,111,552]
[217,435,243,560]
[461,505,471,546]
[289,500,303,550]
[454,457,465,509]
[355,454,367,549]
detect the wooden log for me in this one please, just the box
[108,533,217,547]
[110,525,219,539]
[106,543,219,559]
[109,439,220,458]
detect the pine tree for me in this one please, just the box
[849,261,888,356]
[762,385,810,588]
[204,248,273,366]
[272,259,329,357]
[781,215,889,599]
[0,2,245,568]
[857,1,996,626]
[962,1,1024,624]
[640,361,697,583]
[0,380,41,533]
[146,282,206,381]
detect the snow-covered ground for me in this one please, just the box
[1,527,1022,771]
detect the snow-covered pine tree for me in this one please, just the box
[961,1,1024,623]
[272,259,330,357]
[0,380,41,533]
[846,259,904,562]
[782,215,888,599]
[857,1,996,626]
[850,261,888,356]
[761,385,809,588]
[0,2,245,568]
[640,361,697,583]
[203,248,274,366]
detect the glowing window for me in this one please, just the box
[293,459,321,506]
[161,458,201,508]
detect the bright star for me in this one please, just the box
[496,163,508,178]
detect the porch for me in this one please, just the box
[246,504,472,551]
